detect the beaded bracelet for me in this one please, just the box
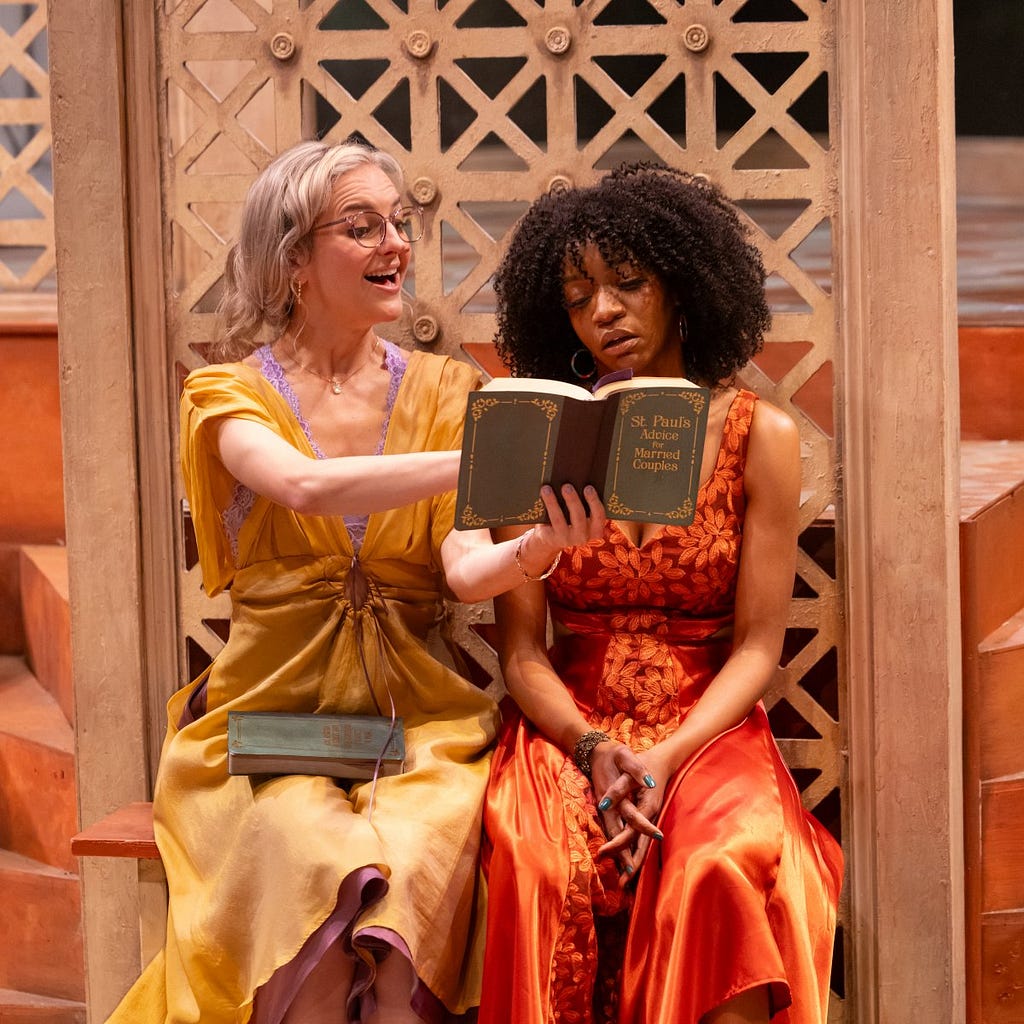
[573,729,611,778]
[514,529,562,582]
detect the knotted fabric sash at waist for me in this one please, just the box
[178,554,447,729]
[231,554,444,633]
[549,601,734,645]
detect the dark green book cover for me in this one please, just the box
[456,376,709,529]
[227,712,405,779]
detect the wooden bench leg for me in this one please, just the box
[137,858,168,969]
[72,803,167,973]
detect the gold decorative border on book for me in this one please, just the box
[470,397,501,421]
[617,391,646,417]
[528,397,560,421]
[459,505,489,528]
[459,496,545,529]
[605,493,695,521]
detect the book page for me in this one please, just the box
[592,375,703,399]
[479,376,597,400]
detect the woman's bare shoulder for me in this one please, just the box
[744,395,800,497]
[747,394,798,445]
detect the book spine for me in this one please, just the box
[592,395,622,503]
[229,713,404,761]
[548,399,606,510]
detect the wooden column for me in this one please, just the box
[47,1,152,1017]
[835,2,964,1021]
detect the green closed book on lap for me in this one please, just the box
[227,712,406,780]
[455,374,710,529]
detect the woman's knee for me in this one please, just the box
[701,985,771,1024]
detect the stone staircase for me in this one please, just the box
[957,327,1024,1024]
[0,545,85,1023]
[960,440,1024,1024]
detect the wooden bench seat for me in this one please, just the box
[71,801,159,860]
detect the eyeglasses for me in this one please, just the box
[313,207,424,248]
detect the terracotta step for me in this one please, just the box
[981,777,1024,914]
[959,327,1024,441]
[0,657,77,872]
[960,442,1024,644]
[0,329,65,548]
[980,910,1024,1024]
[978,608,1024,782]
[0,545,25,657]
[18,546,71,727]
[980,605,1024,657]
[0,849,83,1003]
[0,987,85,1024]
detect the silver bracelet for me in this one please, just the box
[514,530,561,582]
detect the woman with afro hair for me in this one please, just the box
[479,164,843,1024]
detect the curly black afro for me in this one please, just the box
[493,163,771,388]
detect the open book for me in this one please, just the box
[455,373,710,529]
[227,712,405,780]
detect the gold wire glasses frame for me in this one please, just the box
[313,207,424,248]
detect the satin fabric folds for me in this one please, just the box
[481,390,843,1024]
[106,352,497,1024]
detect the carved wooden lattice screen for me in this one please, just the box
[0,1,54,292]
[161,0,845,1013]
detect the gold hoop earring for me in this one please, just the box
[570,348,597,381]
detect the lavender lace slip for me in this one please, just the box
[220,340,408,557]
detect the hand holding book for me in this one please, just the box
[513,481,607,578]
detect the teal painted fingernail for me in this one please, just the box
[653,830,664,841]
[643,774,656,788]
[625,865,635,876]
[598,797,612,812]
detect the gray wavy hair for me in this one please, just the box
[211,140,404,362]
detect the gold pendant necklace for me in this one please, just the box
[287,331,380,395]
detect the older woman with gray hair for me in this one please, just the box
[105,139,603,1024]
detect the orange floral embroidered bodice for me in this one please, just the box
[544,389,755,750]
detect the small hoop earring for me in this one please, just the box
[570,347,597,381]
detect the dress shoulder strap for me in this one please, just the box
[727,387,758,443]
[711,388,757,482]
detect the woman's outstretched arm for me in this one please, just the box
[441,485,606,604]
[213,416,462,515]
[216,415,609,604]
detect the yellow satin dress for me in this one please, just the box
[106,349,497,1024]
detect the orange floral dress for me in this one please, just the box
[480,390,843,1024]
